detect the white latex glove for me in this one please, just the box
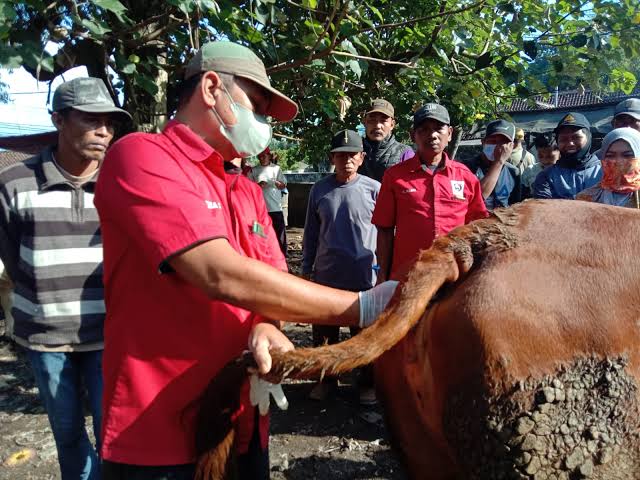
[358,280,399,328]
[249,373,289,416]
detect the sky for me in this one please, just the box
[0,66,87,137]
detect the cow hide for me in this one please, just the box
[194,199,640,480]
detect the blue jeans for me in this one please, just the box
[26,349,103,480]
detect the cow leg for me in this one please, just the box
[375,328,459,480]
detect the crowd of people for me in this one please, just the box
[0,39,639,480]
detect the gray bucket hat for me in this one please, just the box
[52,77,131,121]
[184,41,298,122]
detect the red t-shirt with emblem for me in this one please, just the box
[94,120,285,466]
[372,153,488,277]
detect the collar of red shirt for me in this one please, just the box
[406,151,453,174]
[162,119,225,165]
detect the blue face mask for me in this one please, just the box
[483,144,496,161]
[212,85,273,158]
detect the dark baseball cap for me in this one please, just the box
[485,119,516,142]
[554,112,591,132]
[413,103,450,127]
[52,77,131,120]
[330,130,363,153]
[184,41,298,122]
[365,98,394,118]
[614,98,640,121]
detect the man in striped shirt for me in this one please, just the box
[0,77,130,480]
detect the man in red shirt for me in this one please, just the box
[372,103,488,282]
[95,42,397,480]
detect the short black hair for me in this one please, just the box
[533,135,559,150]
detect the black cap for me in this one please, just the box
[554,112,590,132]
[330,129,363,153]
[413,103,450,127]
[485,119,516,142]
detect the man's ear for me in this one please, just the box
[200,71,223,108]
[51,112,63,132]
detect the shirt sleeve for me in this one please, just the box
[95,135,230,270]
[254,183,287,272]
[400,147,415,162]
[0,175,20,280]
[301,185,320,275]
[371,172,396,228]
[532,168,553,199]
[465,175,489,223]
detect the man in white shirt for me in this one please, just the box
[249,147,288,256]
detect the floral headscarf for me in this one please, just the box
[600,127,640,193]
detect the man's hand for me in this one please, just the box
[274,180,286,190]
[258,181,268,188]
[248,322,294,374]
[492,142,514,165]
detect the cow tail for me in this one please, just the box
[264,240,465,383]
[193,356,250,480]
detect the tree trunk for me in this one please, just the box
[448,126,463,159]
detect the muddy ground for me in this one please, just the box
[0,228,406,479]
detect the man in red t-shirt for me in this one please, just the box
[95,42,397,480]
[372,103,488,282]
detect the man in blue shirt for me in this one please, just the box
[302,129,380,405]
[463,119,521,210]
[533,112,602,199]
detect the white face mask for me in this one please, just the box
[212,86,273,158]
[483,144,496,161]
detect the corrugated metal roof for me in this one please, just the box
[506,87,640,113]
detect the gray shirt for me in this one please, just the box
[302,174,380,290]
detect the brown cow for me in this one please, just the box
[194,199,640,480]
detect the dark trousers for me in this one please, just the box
[268,211,287,257]
[312,324,374,388]
[102,409,269,480]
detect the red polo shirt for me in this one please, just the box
[372,153,487,277]
[94,120,285,466]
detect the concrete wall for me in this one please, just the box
[284,173,327,228]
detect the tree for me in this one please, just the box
[1,0,638,165]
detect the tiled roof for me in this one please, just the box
[0,150,32,170]
[506,87,640,112]
[0,131,57,154]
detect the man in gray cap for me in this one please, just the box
[359,98,414,182]
[0,76,130,480]
[95,42,398,480]
[612,98,640,132]
[302,129,380,405]
[463,119,521,210]
[372,103,488,284]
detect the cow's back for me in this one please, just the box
[375,200,640,479]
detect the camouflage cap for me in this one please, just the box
[184,41,298,122]
[52,77,131,121]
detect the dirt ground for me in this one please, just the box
[0,228,406,479]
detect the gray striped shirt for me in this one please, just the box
[0,147,104,346]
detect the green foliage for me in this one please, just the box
[0,0,638,165]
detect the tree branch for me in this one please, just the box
[358,0,485,34]
[307,0,340,61]
[332,50,416,67]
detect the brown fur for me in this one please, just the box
[197,199,640,479]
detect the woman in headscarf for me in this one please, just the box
[532,112,602,199]
[577,127,640,208]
